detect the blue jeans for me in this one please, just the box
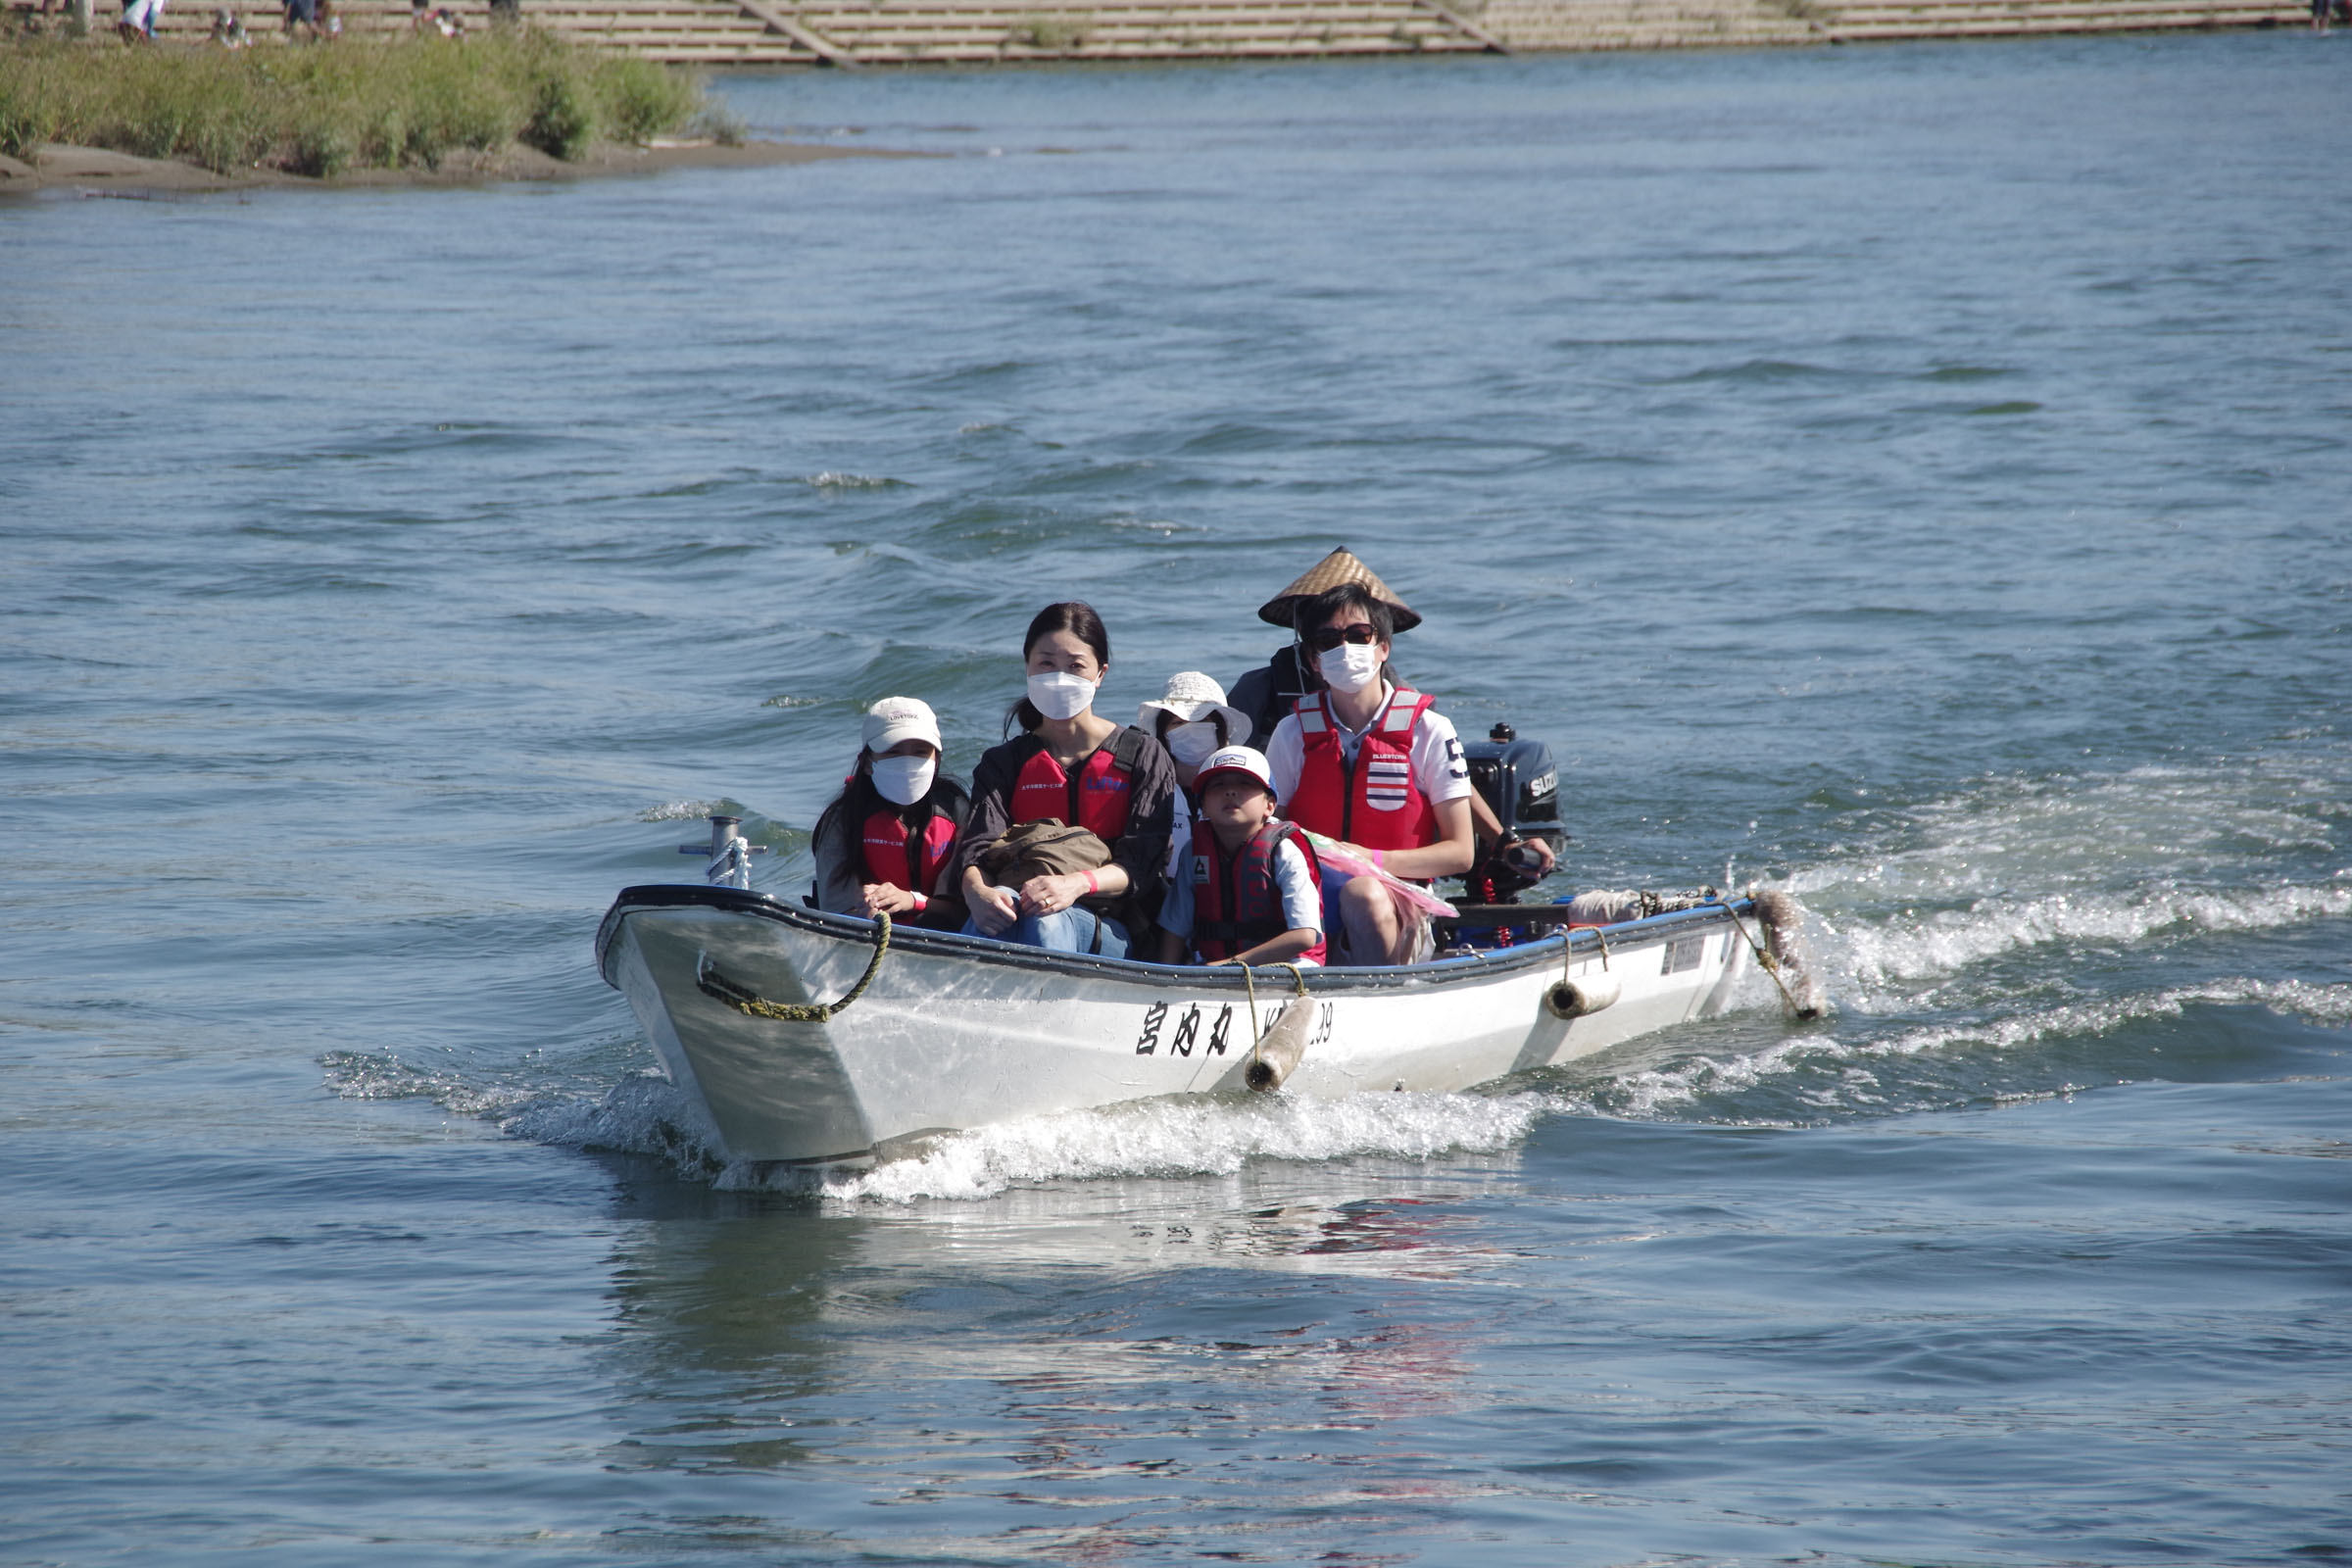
[963,908,1130,957]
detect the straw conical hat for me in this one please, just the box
[1255,548,1422,633]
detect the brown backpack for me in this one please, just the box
[976,819,1113,886]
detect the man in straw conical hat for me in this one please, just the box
[1228,548,1419,745]
[1227,552,1466,965]
[1231,548,1555,963]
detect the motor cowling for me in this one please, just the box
[1459,722,1563,901]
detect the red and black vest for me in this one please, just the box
[1008,726,1148,843]
[859,806,958,906]
[1191,819,1324,963]
[1287,687,1438,851]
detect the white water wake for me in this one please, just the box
[1583,976,2352,1122]
[498,1075,1555,1202]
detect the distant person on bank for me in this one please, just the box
[1263,580,1480,965]
[1155,746,1326,968]
[118,0,165,41]
[956,602,1178,958]
[808,696,970,928]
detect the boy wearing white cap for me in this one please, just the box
[809,697,970,927]
[1154,746,1325,968]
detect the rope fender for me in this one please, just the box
[697,909,892,1023]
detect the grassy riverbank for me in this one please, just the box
[0,29,718,175]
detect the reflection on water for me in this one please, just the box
[592,1154,1522,1488]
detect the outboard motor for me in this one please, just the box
[1459,721,1563,904]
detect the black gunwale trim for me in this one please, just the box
[597,883,1750,996]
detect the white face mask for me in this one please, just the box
[869,755,935,807]
[1164,720,1223,767]
[1318,640,1385,695]
[1027,670,1097,722]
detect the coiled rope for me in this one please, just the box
[696,909,892,1023]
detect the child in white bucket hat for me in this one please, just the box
[1137,671,1252,794]
[1137,671,1254,907]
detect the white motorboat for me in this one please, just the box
[594,849,1819,1167]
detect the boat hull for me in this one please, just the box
[596,886,1754,1165]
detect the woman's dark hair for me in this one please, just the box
[812,747,960,859]
[1291,583,1395,642]
[1006,601,1113,734]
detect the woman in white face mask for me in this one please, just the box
[809,696,971,925]
[955,603,1181,958]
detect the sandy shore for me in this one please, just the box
[0,136,897,197]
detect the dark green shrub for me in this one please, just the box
[521,69,590,159]
[593,53,695,147]
[0,31,710,173]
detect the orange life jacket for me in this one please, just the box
[859,806,958,903]
[1286,687,1438,851]
[1008,727,1148,842]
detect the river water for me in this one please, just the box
[5,30,2349,1565]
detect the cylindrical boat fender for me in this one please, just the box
[1544,972,1621,1019]
[1244,999,1314,1092]
[1749,888,1829,1020]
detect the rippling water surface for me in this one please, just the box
[5,31,2349,1566]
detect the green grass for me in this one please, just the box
[0,28,710,173]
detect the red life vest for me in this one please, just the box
[1286,687,1438,851]
[1009,728,1146,843]
[1191,819,1325,964]
[859,806,958,903]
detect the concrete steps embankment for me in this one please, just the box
[1468,0,2301,46]
[75,0,1498,62]
[14,0,2310,62]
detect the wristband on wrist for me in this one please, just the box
[1373,850,1385,871]
[1083,868,1100,895]
[909,892,927,910]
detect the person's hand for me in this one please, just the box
[967,882,1020,935]
[859,883,918,917]
[1514,836,1556,875]
[1018,871,1090,917]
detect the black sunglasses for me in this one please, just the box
[1305,623,1381,654]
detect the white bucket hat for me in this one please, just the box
[1136,671,1252,747]
[1194,745,1277,798]
[861,696,942,754]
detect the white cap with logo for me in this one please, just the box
[861,696,942,754]
[1194,745,1276,797]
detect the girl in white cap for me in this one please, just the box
[809,697,970,926]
